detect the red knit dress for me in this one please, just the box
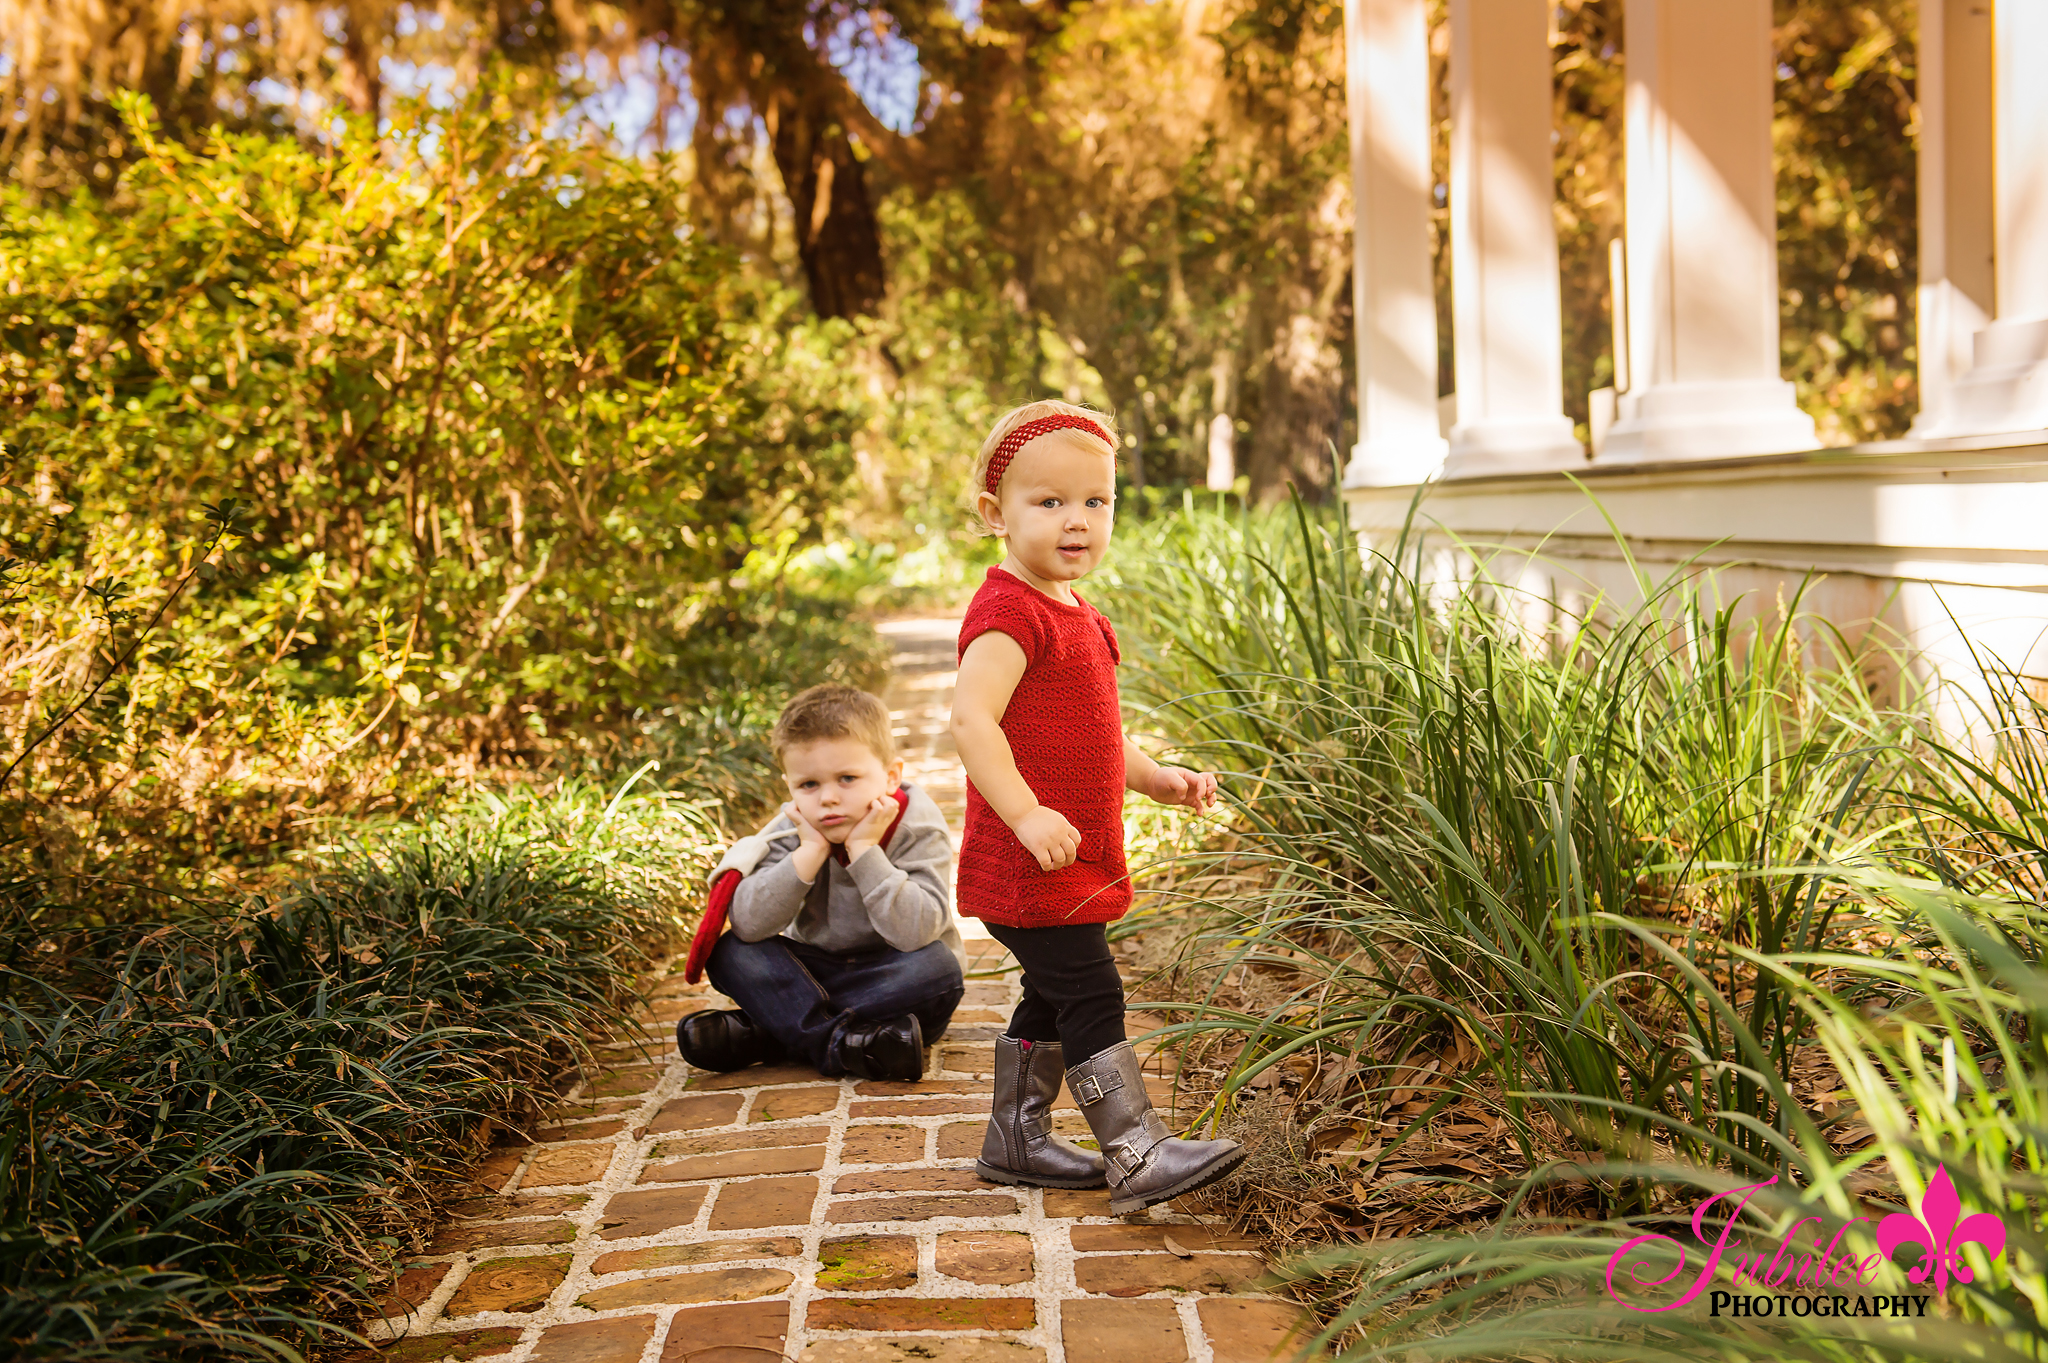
[955,567,1130,927]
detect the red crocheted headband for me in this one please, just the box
[984,414,1114,492]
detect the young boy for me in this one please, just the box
[679,684,963,1083]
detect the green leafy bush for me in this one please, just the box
[0,778,716,1361]
[0,76,870,891]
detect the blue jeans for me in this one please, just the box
[706,934,964,1076]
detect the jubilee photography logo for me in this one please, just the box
[1606,1164,2007,1319]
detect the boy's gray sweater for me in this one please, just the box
[727,781,964,970]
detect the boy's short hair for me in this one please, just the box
[771,685,896,767]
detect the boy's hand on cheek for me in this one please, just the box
[1149,766,1219,815]
[784,802,830,851]
[784,802,833,884]
[1014,805,1082,872]
[843,795,898,860]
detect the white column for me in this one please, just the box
[1920,2,2048,438]
[1598,0,1817,463]
[1344,0,1448,486]
[1910,0,1995,435]
[1441,0,1582,477]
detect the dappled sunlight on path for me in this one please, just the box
[875,614,985,944]
[876,618,969,823]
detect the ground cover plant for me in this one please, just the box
[1096,500,2047,1358]
[0,777,720,1361]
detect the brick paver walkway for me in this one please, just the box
[357,620,1310,1363]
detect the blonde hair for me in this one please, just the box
[770,684,896,767]
[969,400,1121,519]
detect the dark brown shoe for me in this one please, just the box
[677,1009,783,1072]
[839,1014,924,1082]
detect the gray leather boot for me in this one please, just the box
[1066,1041,1245,1214]
[975,1036,1107,1189]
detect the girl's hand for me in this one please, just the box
[842,795,899,861]
[1147,766,1218,815]
[1014,804,1082,872]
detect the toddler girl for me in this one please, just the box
[950,399,1244,1214]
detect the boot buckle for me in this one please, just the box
[1073,1071,1123,1105]
[1105,1139,1148,1179]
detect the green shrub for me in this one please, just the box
[0,779,714,1361]
[0,74,870,892]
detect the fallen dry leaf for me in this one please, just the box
[1333,1142,1382,1162]
[1160,1233,1195,1259]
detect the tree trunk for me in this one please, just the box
[1244,278,1345,504]
[770,93,887,320]
[339,2,384,118]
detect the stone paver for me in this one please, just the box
[446,1254,573,1317]
[342,1326,526,1362]
[640,1092,744,1136]
[590,1237,802,1276]
[657,1300,790,1359]
[431,1219,578,1254]
[1070,1226,1262,1253]
[833,1168,998,1194]
[596,1186,707,1241]
[647,1143,828,1183]
[377,1261,453,1321]
[366,619,1306,1361]
[936,1231,1034,1285]
[801,1342,1046,1363]
[523,1145,617,1189]
[1062,1299,1188,1362]
[470,1149,526,1193]
[576,1265,794,1311]
[817,1236,920,1291]
[808,1297,1037,1332]
[1073,1254,1267,1297]
[823,1191,1023,1224]
[842,1126,925,1164]
[528,1315,658,1363]
[708,1174,820,1230]
[450,1195,591,1221]
[753,1086,843,1123]
[1197,1298,1321,1363]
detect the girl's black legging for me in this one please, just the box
[983,921,1127,1065]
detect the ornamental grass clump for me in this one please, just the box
[0,779,717,1362]
[1102,500,1922,1180]
[1259,872,2048,1361]
[1097,498,2045,1358]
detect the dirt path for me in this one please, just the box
[358,627,1307,1363]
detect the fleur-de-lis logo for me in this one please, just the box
[1876,1164,2006,1298]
